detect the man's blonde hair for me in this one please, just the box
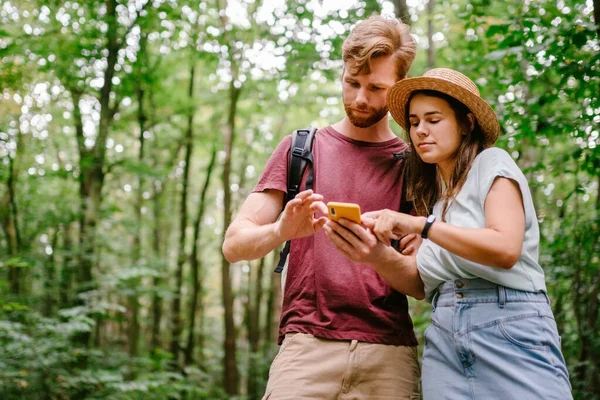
[342,15,416,80]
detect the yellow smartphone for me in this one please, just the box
[327,202,361,224]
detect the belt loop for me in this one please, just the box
[543,291,551,304]
[498,285,506,308]
[431,291,440,312]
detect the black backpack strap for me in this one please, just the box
[392,148,412,251]
[274,128,318,273]
[397,148,413,215]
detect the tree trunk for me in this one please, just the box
[151,182,164,352]
[170,63,196,363]
[586,261,600,395]
[264,249,282,352]
[59,223,75,308]
[197,285,206,368]
[596,174,600,217]
[426,0,435,69]
[221,77,242,395]
[129,76,147,358]
[247,257,266,400]
[251,259,267,344]
[1,127,23,295]
[594,0,600,38]
[150,122,185,353]
[73,87,103,350]
[233,129,257,209]
[74,0,120,349]
[394,0,410,25]
[184,144,217,366]
[571,164,588,388]
[43,230,58,316]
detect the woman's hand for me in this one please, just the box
[362,209,425,246]
[399,233,422,255]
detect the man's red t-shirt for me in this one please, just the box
[253,126,418,346]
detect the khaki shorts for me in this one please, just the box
[263,333,421,400]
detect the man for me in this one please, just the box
[223,15,421,399]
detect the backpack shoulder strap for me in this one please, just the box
[396,148,413,214]
[274,128,318,273]
[392,147,413,250]
[286,128,318,202]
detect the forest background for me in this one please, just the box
[0,0,598,399]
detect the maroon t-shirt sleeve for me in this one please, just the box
[252,135,291,194]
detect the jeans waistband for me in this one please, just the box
[431,278,549,309]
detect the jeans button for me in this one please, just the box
[456,281,464,288]
[456,293,464,299]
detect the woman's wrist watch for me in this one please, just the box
[421,214,436,239]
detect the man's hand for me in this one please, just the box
[322,218,389,264]
[316,206,425,299]
[275,189,328,242]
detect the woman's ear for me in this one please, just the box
[466,113,475,133]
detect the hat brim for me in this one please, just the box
[387,76,500,148]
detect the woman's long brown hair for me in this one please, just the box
[405,90,486,220]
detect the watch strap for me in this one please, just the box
[421,215,436,239]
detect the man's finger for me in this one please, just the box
[284,197,304,210]
[295,189,314,201]
[374,231,391,246]
[338,219,377,248]
[324,225,361,261]
[324,224,351,250]
[336,245,355,262]
[313,216,328,231]
[332,220,363,246]
[310,201,328,216]
[325,221,360,248]
[303,193,324,204]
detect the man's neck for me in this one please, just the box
[331,117,397,143]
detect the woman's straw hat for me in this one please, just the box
[387,68,500,148]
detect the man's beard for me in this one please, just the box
[344,103,389,128]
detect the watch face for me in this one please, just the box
[427,215,436,223]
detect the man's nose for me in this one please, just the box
[355,87,368,105]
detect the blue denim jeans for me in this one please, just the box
[422,278,572,400]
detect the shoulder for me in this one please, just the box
[474,147,519,173]
[270,134,293,155]
[471,147,527,199]
[280,134,293,146]
[476,147,513,163]
[260,135,293,169]
[396,138,410,153]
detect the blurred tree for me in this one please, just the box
[0,0,596,398]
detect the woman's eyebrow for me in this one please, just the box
[409,111,443,118]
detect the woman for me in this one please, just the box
[365,68,572,399]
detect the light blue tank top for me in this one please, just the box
[417,147,547,301]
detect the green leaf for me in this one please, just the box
[0,257,32,269]
[486,49,508,61]
[486,24,510,38]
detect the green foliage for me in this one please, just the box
[0,0,598,398]
[0,308,224,399]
